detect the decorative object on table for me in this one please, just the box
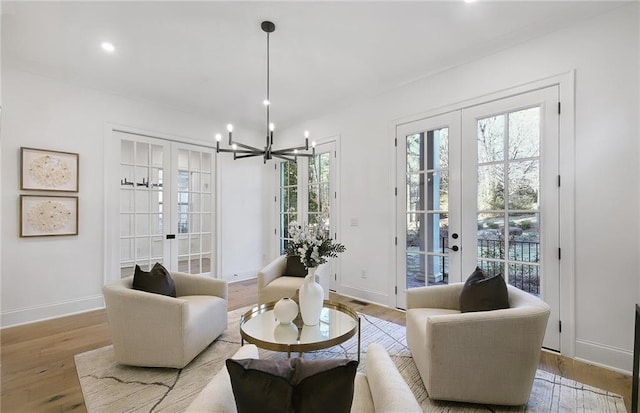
[273,297,298,324]
[273,323,298,344]
[286,221,346,325]
[20,195,78,237]
[214,21,316,164]
[20,147,79,192]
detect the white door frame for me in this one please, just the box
[104,124,219,284]
[391,72,575,356]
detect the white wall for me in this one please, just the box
[279,4,639,372]
[0,67,266,327]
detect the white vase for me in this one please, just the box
[299,267,324,326]
[273,297,298,324]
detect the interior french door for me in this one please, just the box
[118,131,215,277]
[396,86,560,350]
[276,141,338,290]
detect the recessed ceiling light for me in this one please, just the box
[101,42,115,53]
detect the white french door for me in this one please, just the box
[116,131,215,278]
[396,86,560,350]
[275,141,338,290]
[396,111,462,307]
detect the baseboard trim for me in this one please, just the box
[338,285,388,306]
[575,338,633,375]
[1,295,105,328]
[222,270,258,283]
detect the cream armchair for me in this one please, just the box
[406,282,550,406]
[257,256,330,305]
[103,272,228,368]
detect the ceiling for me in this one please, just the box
[2,1,626,135]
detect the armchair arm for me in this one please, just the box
[257,256,287,289]
[406,282,464,310]
[365,343,421,413]
[103,281,189,364]
[172,272,227,299]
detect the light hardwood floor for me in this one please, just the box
[1,279,633,412]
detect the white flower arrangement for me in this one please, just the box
[286,221,346,269]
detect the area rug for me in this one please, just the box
[75,306,626,413]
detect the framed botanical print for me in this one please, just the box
[21,147,79,192]
[20,195,79,237]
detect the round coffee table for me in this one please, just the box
[240,300,361,361]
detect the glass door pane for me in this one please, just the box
[172,145,215,275]
[475,107,541,294]
[278,161,298,255]
[405,128,450,288]
[119,138,169,278]
[396,111,461,309]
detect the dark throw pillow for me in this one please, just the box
[285,255,307,277]
[132,263,176,298]
[226,358,296,413]
[292,358,358,413]
[459,267,509,313]
[226,357,357,413]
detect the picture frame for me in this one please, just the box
[21,147,79,192]
[20,195,79,237]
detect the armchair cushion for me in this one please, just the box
[459,267,508,313]
[284,255,307,277]
[132,263,176,297]
[226,357,358,413]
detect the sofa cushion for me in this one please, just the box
[132,263,176,297]
[459,267,509,313]
[226,357,357,413]
[285,255,307,277]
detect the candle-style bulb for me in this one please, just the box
[269,123,275,132]
[304,130,310,138]
[263,99,270,106]
[312,141,316,148]
[215,133,222,142]
[232,143,237,150]
[227,124,234,132]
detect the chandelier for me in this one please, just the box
[215,21,315,163]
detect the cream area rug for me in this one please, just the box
[75,306,626,413]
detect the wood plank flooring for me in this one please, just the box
[1,279,632,412]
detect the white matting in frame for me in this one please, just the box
[21,147,79,192]
[20,195,79,237]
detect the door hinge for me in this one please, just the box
[395,286,398,295]
[274,229,277,235]
[558,247,562,260]
[334,232,337,240]
[395,236,398,245]
[394,187,398,196]
[559,320,562,333]
[394,138,397,147]
[557,175,561,187]
[334,273,337,281]
[558,102,561,114]
[334,151,337,158]
[334,191,337,199]
[274,196,277,202]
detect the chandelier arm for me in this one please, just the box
[272,154,297,162]
[216,148,262,155]
[233,153,266,160]
[228,141,263,152]
[271,145,313,154]
[278,152,314,158]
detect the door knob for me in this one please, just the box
[449,245,459,252]
[452,233,459,239]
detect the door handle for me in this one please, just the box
[166,234,176,239]
[449,245,459,252]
